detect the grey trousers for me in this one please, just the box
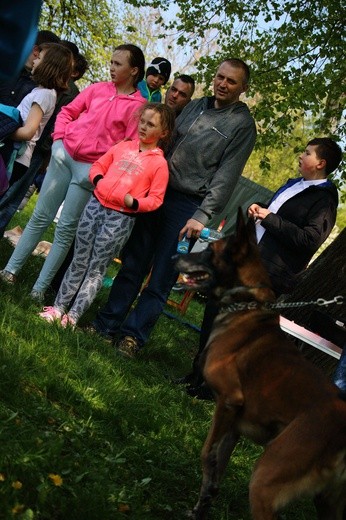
[55,196,135,322]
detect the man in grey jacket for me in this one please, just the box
[91,58,257,356]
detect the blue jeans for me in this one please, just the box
[333,345,346,396]
[93,187,202,346]
[4,140,93,292]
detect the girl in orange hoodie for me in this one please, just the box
[38,103,174,328]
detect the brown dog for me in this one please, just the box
[175,209,346,520]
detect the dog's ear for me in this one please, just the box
[235,207,257,247]
[246,215,257,246]
[235,207,247,238]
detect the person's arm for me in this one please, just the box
[180,121,257,239]
[52,85,91,141]
[194,123,257,225]
[11,102,43,141]
[260,193,337,253]
[124,160,169,212]
[89,146,115,186]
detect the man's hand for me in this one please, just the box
[179,218,204,240]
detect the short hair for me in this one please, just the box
[221,58,250,85]
[307,138,343,175]
[113,44,145,87]
[138,102,175,145]
[175,74,195,95]
[33,43,73,92]
[35,30,60,46]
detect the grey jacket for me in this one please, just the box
[167,96,256,225]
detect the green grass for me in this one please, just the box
[0,198,316,519]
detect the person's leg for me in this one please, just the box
[333,344,346,398]
[68,205,135,322]
[118,188,202,347]
[0,151,43,237]
[2,141,72,276]
[8,162,27,186]
[49,240,75,293]
[91,210,160,337]
[54,198,99,314]
[32,153,92,293]
[185,299,220,386]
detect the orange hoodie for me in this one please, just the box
[89,139,169,214]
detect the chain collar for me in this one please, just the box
[219,295,344,314]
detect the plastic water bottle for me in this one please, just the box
[200,227,224,242]
[177,235,190,254]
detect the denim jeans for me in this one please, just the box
[333,345,346,396]
[93,187,203,346]
[4,140,93,292]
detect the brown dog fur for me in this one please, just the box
[175,209,346,520]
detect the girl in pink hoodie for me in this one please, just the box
[1,44,146,301]
[38,103,175,327]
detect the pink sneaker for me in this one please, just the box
[61,314,77,329]
[38,306,62,323]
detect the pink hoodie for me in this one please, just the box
[52,82,146,163]
[89,139,169,213]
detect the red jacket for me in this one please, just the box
[89,139,169,213]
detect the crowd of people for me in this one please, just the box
[0,29,344,392]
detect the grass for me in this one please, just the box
[0,197,317,519]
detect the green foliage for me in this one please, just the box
[124,0,345,179]
[40,0,167,85]
[40,0,122,82]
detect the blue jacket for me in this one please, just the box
[137,80,162,102]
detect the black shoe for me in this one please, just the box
[115,336,140,358]
[173,372,204,387]
[82,323,113,342]
[186,383,214,401]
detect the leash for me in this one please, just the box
[220,295,344,313]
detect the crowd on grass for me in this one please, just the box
[0,19,344,396]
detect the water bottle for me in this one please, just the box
[177,235,190,254]
[199,227,224,242]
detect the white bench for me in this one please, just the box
[280,316,342,360]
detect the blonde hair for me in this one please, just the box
[32,43,73,93]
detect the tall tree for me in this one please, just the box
[39,0,163,83]
[124,0,345,180]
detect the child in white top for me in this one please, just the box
[9,43,73,182]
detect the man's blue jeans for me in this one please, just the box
[93,187,203,346]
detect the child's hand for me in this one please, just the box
[124,193,133,208]
[248,204,260,218]
[248,204,271,221]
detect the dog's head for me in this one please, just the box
[175,209,275,303]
